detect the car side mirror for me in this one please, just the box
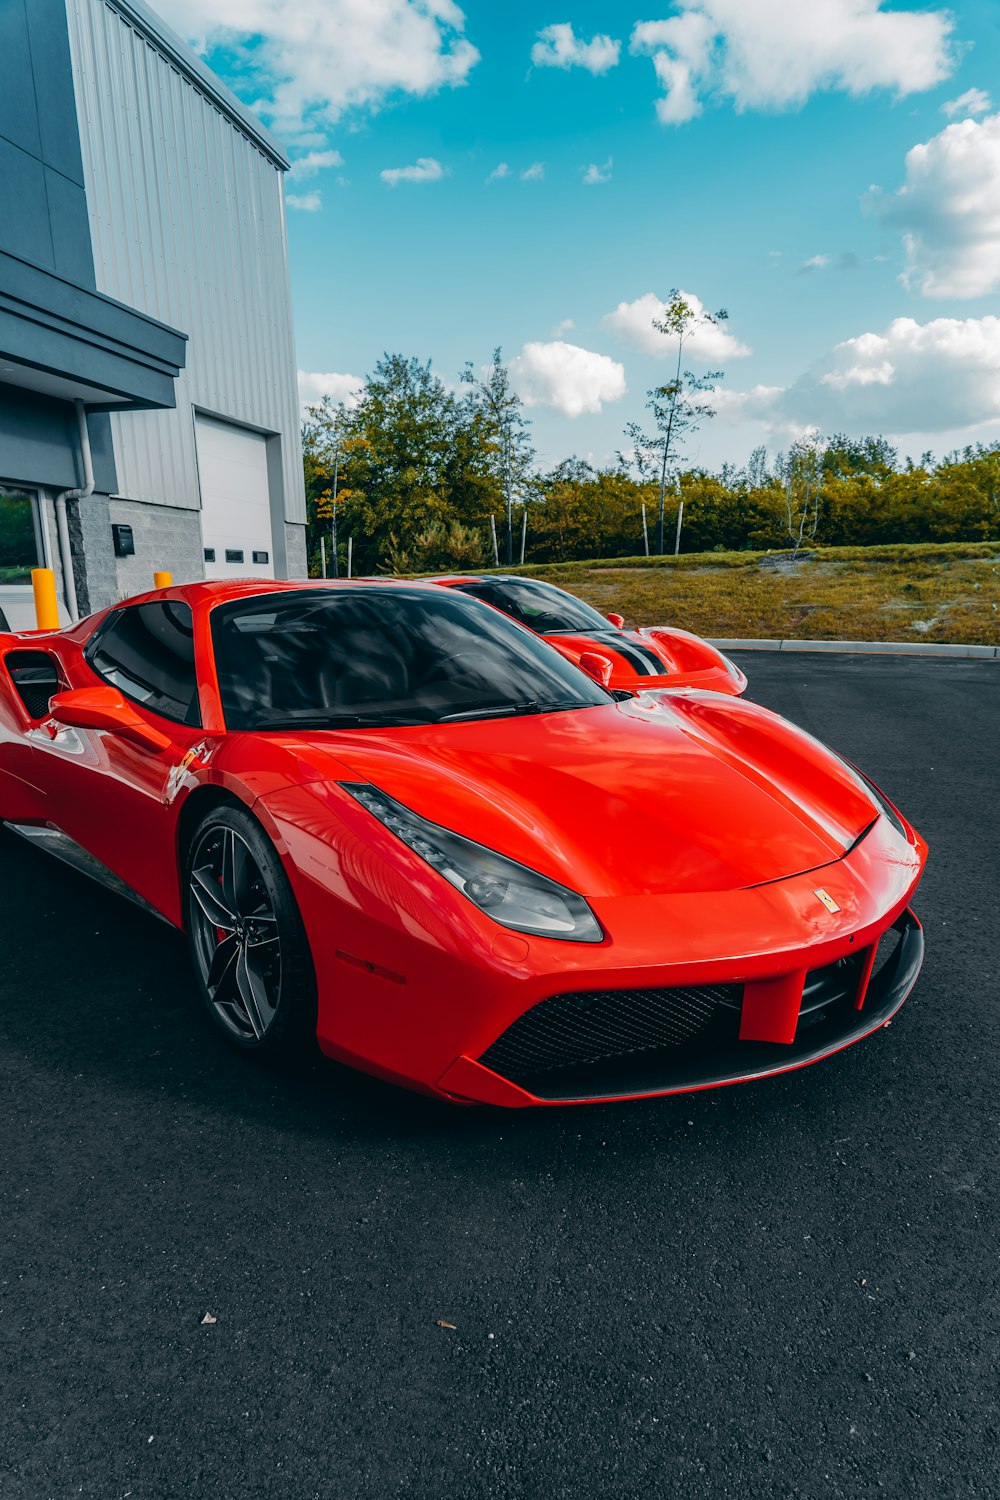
[578,651,614,687]
[49,686,171,752]
[606,613,625,630]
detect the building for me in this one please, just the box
[0,0,306,631]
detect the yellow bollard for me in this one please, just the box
[31,568,60,631]
[153,570,173,589]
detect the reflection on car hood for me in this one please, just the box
[287,693,883,899]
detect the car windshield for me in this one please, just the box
[452,577,615,635]
[211,587,611,730]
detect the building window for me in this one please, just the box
[204,548,216,562]
[252,550,269,565]
[86,600,201,726]
[225,549,244,564]
[0,485,41,586]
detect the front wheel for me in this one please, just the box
[185,805,317,1056]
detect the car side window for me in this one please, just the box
[87,601,201,726]
[459,583,526,623]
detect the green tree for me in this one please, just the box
[384,520,489,574]
[779,440,823,555]
[309,355,463,573]
[532,463,651,561]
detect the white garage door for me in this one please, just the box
[195,415,275,580]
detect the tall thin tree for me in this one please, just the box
[623,291,729,553]
[461,349,535,565]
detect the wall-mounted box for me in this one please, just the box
[111,522,135,557]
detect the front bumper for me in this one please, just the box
[436,908,923,1106]
[271,780,926,1108]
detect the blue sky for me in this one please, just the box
[159,0,1000,473]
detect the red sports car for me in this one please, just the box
[0,579,925,1107]
[427,573,748,695]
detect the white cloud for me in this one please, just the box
[583,158,613,184]
[602,290,751,362]
[629,1,954,126]
[551,317,575,336]
[487,162,510,182]
[796,251,862,273]
[155,0,479,139]
[869,114,1000,298]
[711,315,1000,435]
[380,156,447,186]
[298,369,364,412]
[509,342,626,417]
[942,87,992,119]
[521,162,545,181]
[531,23,621,75]
[288,148,344,179]
[286,191,323,211]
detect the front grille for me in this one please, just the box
[870,922,905,989]
[479,983,742,1088]
[798,951,867,1025]
[479,918,912,1101]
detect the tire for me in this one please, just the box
[184,803,317,1057]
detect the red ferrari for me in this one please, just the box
[0,579,925,1107]
[427,573,748,695]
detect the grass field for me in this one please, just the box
[465,542,1000,645]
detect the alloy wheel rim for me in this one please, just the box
[189,826,281,1042]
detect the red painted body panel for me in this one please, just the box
[0,580,927,1106]
[540,626,747,695]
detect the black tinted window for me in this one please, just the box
[456,578,613,635]
[89,601,200,725]
[211,587,609,730]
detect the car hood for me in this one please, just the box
[286,694,882,899]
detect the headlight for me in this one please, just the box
[341,782,603,943]
[828,754,909,841]
[856,771,908,840]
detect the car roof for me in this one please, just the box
[132,577,451,610]
[48,576,459,644]
[425,574,546,587]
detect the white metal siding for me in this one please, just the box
[65,0,306,527]
[196,415,274,579]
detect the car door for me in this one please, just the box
[36,599,206,917]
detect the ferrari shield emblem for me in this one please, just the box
[814,887,841,914]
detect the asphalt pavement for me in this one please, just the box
[1,654,998,1499]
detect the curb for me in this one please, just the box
[708,638,999,659]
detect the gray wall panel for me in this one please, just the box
[284,523,308,581]
[43,168,95,284]
[109,495,204,597]
[67,0,306,531]
[28,0,87,185]
[0,2,41,158]
[0,384,116,493]
[0,139,53,267]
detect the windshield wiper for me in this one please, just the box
[251,712,423,730]
[439,699,567,723]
